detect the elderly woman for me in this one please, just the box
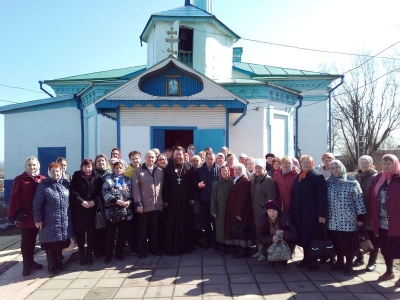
[274,156,300,214]
[353,155,378,270]
[7,156,46,276]
[198,151,206,163]
[33,162,73,275]
[224,163,255,258]
[156,153,167,169]
[226,153,238,178]
[250,159,277,258]
[291,155,328,271]
[102,160,133,263]
[211,165,233,255]
[216,153,226,167]
[191,155,202,169]
[368,154,400,285]
[258,200,298,263]
[317,153,335,179]
[246,157,255,179]
[93,154,112,258]
[326,160,366,276]
[70,158,98,265]
[268,157,281,178]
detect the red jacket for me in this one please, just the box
[368,173,400,237]
[274,169,299,213]
[7,172,46,228]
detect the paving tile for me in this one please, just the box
[144,285,174,298]
[293,292,326,300]
[153,268,178,276]
[246,258,269,266]
[229,273,256,284]
[78,270,107,279]
[55,271,83,280]
[203,284,231,296]
[285,281,319,293]
[323,292,358,300]
[102,269,130,278]
[250,265,276,274]
[203,265,227,274]
[83,287,118,299]
[176,274,203,285]
[233,296,265,300]
[134,259,159,269]
[114,286,146,298]
[367,280,400,293]
[203,274,229,285]
[352,293,388,300]
[313,280,346,292]
[26,289,62,300]
[226,265,251,274]
[55,288,90,299]
[383,293,400,300]
[254,272,282,283]
[94,278,124,288]
[279,271,309,282]
[68,278,98,289]
[203,257,225,266]
[263,293,294,300]
[203,296,233,300]
[224,257,247,266]
[127,268,154,278]
[180,258,202,267]
[230,283,261,296]
[157,257,181,268]
[305,270,336,281]
[149,276,178,285]
[122,276,151,287]
[259,282,290,295]
[38,279,74,290]
[178,266,201,275]
[173,284,203,297]
[343,281,378,293]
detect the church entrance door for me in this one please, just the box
[164,129,193,151]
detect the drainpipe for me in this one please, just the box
[75,96,84,161]
[38,81,54,98]
[328,75,344,153]
[294,95,303,159]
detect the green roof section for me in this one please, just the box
[46,65,147,83]
[233,62,339,78]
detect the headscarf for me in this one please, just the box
[298,155,314,182]
[326,160,348,197]
[254,158,266,169]
[358,155,373,167]
[374,154,400,196]
[25,156,40,177]
[233,163,246,184]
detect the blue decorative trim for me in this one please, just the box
[150,126,197,149]
[96,99,246,109]
[4,179,13,204]
[225,109,229,147]
[116,107,121,149]
[76,97,84,161]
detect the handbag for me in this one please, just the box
[108,205,128,223]
[358,229,374,254]
[307,223,335,259]
[94,199,107,229]
[15,209,27,223]
[231,221,247,239]
[267,240,292,262]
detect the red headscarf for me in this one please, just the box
[373,154,400,196]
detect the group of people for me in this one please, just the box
[6,146,400,287]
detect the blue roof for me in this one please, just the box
[0,95,74,114]
[140,4,240,43]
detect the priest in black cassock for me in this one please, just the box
[162,146,196,255]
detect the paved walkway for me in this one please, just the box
[0,245,399,300]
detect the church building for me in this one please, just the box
[0,0,342,203]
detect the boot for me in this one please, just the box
[30,254,43,270]
[45,250,59,275]
[22,262,31,276]
[55,249,67,271]
[344,256,354,276]
[86,248,93,265]
[79,249,87,266]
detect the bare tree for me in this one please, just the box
[332,53,400,170]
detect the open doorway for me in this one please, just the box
[165,130,193,150]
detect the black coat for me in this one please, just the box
[290,170,328,248]
[70,171,100,231]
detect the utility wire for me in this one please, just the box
[0,99,19,104]
[0,83,45,94]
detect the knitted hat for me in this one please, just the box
[359,155,373,165]
[265,200,280,211]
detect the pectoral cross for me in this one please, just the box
[177,177,182,184]
[166,27,180,58]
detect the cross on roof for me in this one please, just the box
[166,27,180,58]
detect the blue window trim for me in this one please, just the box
[150,126,197,149]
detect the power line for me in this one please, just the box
[0,83,45,94]
[0,99,19,104]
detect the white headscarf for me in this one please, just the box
[254,158,266,169]
[233,163,247,184]
[25,156,40,177]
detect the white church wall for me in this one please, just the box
[4,106,81,180]
[120,125,150,162]
[98,114,117,158]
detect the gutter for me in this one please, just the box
[39,81,54,98]
[233,107,247,126]
[328,75,344,152]
[294,95,303,159]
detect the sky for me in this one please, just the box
[1,0,400,162]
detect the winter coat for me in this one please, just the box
[290,170,328,248]
[250,173,277,238]
[102,174,133,221]
[132,164,164,212]
[8,172,46,228]
[354,169,378,230]
[69,171,100,231]
[326,176,366,232]
[274,169,299,213]
[33,178,73,243]
[195,162,220,202]
[224,176,255,241]
[258,212,298,247]
[368,173,400,237]
[210,178,233,243]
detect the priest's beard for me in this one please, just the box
[174,157,184,165]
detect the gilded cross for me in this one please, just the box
[166,27,180,58]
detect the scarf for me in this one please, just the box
[298,158,315,182]
[233,163,247,184]
[326,160,348,197]
[373,154,400,196]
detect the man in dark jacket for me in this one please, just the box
[195,152,220,250]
